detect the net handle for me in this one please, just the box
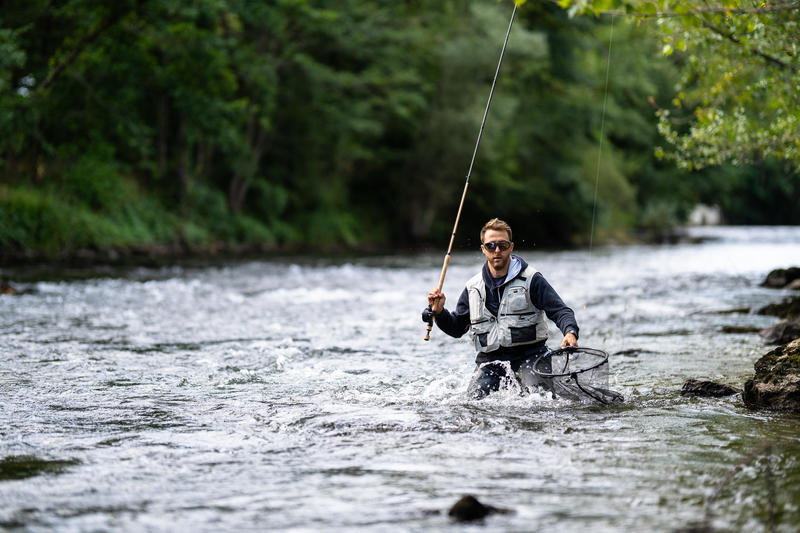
[532,346,610,378]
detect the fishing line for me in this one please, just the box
[589,14,615,252]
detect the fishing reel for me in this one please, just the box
[422,306,435,341]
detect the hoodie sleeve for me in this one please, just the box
[434,287,471,338]
[530,273,579,338]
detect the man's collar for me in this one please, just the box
[483,255,522,287]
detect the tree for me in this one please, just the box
[520,0,800,172]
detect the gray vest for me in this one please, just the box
[466,265,548,353]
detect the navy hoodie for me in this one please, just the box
[434,255,579,364]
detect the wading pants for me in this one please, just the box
[467,347,552,400]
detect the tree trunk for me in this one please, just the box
[157,94,168,178]
[176,121,191,205]
[228,118,268,212]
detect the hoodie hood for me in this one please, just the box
[482,254,527,288]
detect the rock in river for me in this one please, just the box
[761,317,800,345]
[757,295,800,319]
[681,379,740,397]
[761,267,800,289]
[743,338,800,412]
[0,281,16,295]
[448,495,511,522]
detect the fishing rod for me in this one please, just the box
[423,2,518,341]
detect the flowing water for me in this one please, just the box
[2,226,800,532]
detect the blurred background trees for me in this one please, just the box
[1,0,797,258]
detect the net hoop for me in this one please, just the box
[532,346,610,378]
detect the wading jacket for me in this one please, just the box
[434,256,579,365]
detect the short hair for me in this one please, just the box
[480,218,512,243]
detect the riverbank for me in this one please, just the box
[0,222,718,271]
[0,241,281,269]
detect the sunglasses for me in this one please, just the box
[482,240,511,252]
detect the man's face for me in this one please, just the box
[481,229,514,272]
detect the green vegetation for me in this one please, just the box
[1,0,798,260]
[550,0,800,169]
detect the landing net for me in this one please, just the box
[533,347,623,405]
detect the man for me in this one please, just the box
[427,218,579,399]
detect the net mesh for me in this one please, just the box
[533,347,623,405]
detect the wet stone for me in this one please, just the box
[761,317,800,345]
[709,307,751,315]
[681,379,740,398]
[673,523,718,533]
[0,455,80,481]
[0,281,17,295]
[757,296,800,319]
[448,495,512,522]
[720,325,761,334]
[761,267,800,289]
[743,338,800,412]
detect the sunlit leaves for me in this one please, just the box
[548,0,800,169]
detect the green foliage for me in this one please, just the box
[638,199,681,237]
[548,0,800,171]
[59,144,128,211]
[693,159,800,225]
[0,186,137,253]
[1,0,794,259]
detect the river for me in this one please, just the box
[2,226,800,532]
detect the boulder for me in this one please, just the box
[448,495,511,522]
[761,267,800,288]
[761,317,800,345]
[681,379,740,397]
[0,282,16,295]
[743,338,800,412]
[787,279,800,291]
[757,296,800,319]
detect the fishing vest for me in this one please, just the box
[466,265,548,353]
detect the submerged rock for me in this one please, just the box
[0,455,79,480]
[448,495,511,522]
[761,317,800,345]
[709,307,750,315]
[761,267,800,289]
[720,325,760,334]
[743,338,800,412]
[0,281,16,295]
[673,524,718,533]
[757,296,800,319]
[681,379,740,397]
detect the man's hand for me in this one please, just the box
[427,289,445,315]
[561,331,578,348]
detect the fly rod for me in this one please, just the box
[424,2,517,341]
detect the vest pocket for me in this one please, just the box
[476,332,488,348]
[509,324,539,344]
[506,311,541,344]
[470,319,493,349]
[506,287,528,312]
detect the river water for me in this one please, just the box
[2,226,800,532]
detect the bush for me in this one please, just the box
[0,186,123,253]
